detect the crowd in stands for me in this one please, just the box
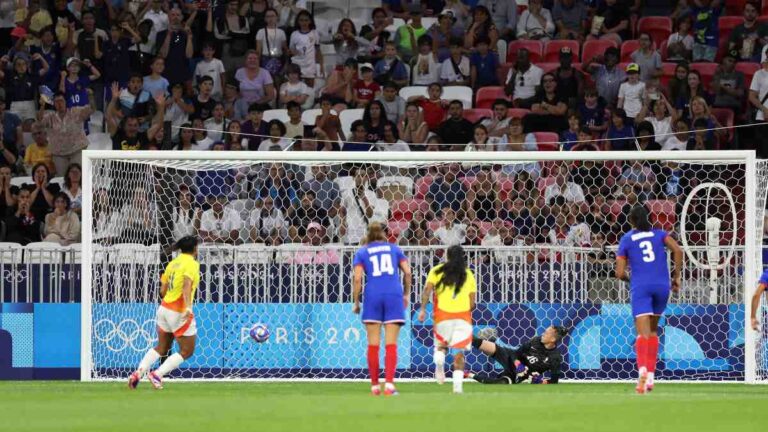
[0,0,765,251]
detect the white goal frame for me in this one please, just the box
[79,150,762,383]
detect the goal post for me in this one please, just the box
[80,150,767,382]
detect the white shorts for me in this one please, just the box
[434,319,473,350]
[156,305,197,337]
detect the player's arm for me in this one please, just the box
[400,259,412,308]
[542,358,562,384]
[418,281,435,322]
[512,341,533,380]
[750,282,767,331]
[615,256,629,282]
[352,264,364,314]
[159,272,169,298]
[181,276,193,320]
[664,235,683,292]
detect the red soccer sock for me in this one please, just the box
[367,345,380,385]
[635,336,648,373]
[647,336,659,373]
[385,344,397,384]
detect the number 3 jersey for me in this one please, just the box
[617,229,671,289]
[353,241,407,297]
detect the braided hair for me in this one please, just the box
[435,245,468,297]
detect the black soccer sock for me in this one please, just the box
[472,337,483,349]
[473,374,513,385]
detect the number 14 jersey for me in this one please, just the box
[353,241,408,296]
[617,229,671,289]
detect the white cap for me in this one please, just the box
[359,63,374,72]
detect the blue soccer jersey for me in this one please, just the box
[760,270,768,287]
[64,76,90,108]
[617,229,671,289]
[353,242,407,296]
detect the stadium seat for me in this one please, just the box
[49,177,64,187]
[660,62,677,88]
[442,86,474,108]
[646,199,676,231]
[0,242,23,264]
[581,39,619,64]
[507,108,531,118]
[387,220,409,240]
[620,40,641,63]
[507,40,544,63]
[339,108,364,137]
[543,40,580,62]
[758,14,768,25]
[659,39,668,61]
[718,16,743,43]
[637,16,672,47]
[263,109,290,123]
[475,86,507,109]
[497,62,513,85]
[725,0,749,16]
[415,176,434,199]
[422,17,437,29]
[463,108,493,124]
[398,85,428,102]
[735,62,760,88]
[497,40,508,68]
[538,62,559,74]
[689,62,718,91]
[391,198,429,220]
[384,17,406,35]
[533,132,559,150]
[10,176,32,188]
[710,107,734,148]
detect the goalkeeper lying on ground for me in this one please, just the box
[468,326,568,384]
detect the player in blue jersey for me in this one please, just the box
[352,222,412,396]
[616,206,682,394]
[749,269,768,331]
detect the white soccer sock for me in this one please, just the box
[452,369,463,393]
[154,353,184,378]
[434,350,446,374]
[647,372,654,386]
[136,349,161,376]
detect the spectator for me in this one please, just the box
[302,166,340,217]
[0,165,16,216]
[691,117,717,150]
[130,19,156,75]
[464,5,498,52]
[343,119,373,151]
[553,0,588,42]
[27,162,58,222]
[412,35,440,86]
[339,168,389,244]
[431,10,464,62]
[222,82,249,121]
[479,0,517,40]
[395,5,427,62]
[577,87,607,135]
[257,164,298,211]
[728,0,765,63]
[470,37,500,89]
[4,53,49,121]
[290,222,340,264]
[636,94,675,148]
[321,58,358,111]
[466,124,500,151]
[24,122,54,175]
[376,121,411,151]
[258,119,291,151]
[524,73,569,133]
[284,101,305,139]
[605,108,634,150]
[13,0,51,46]
[712,49,746,114]
[194,43,227,101]
[43,193,80,245]
[241,103,268,150]
[235,50,276,106]
[552,46,583,107]
[436,100,473,148]
[618,161,656,201]
[165,84,191,141]
[560,112,581,150]
[427,163,467,214]
[155,7,193,88]
[586,46,624,108]
[92,188,119,245]
[359,7,391,64]
[630,33,662,82]
[398,102,429,145]
[210,0,251,72]
[352,63,381,108]
[667,16,694,62]
[617,63,645,125]
[505,48,543,109]
[190,75,218,120]
[463,223,483,246]
[749,48,768,158]
[4,186,40,245]
[106,83,165,151]
[689,96,725,144]
[667,62,690,106]
[398,210,435,246]
[408,82,448,131]
[203,102,229,142]
[499,117,540,178]
[363,100,387,142]
[0,95,22,162]
[190,117,214,150]
[254,8,287,82]
[117,73,152,125]
[59,163,82,215]
[74,9,108,68]
[35,25,68,92]
[545,164,586,205]
[172,184,201,242]
[635,120,662,151]
[439,37,470,86]
[313,97,345,148]
[517,0,555,41]
[38,92,92,175]
[332,19,362,67]
[279,63,313,110]
[249,196,288,242]
[434,206,466,246]
[467,168,501,221]
[690,0,721,62]
[201,195,243,244]
[288,190,329,241]
[376,81,406,124]
[571,159,612,201]
[587,0,630,45]
[224,120,249,150]
[481,99,512,137]
[241,0,269,31]
[289,10,322,86]
[663,118,692,150]
[141,57,169,98]
[674,70,712,123]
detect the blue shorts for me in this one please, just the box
[362,294,405,324]
[631,285,670,317]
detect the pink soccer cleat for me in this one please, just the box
[371,385,381,396]
[635,373,647,395]
[127,371,140,390]
[148,371,163,390]
[383,385,399,396]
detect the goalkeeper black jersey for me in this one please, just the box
[514,336,563,383]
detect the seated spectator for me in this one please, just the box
[28,162,59,222]
[436,100,473,149]
[691,117,717,150]
[0,165,15,215]
[284,102,306,139]
[605,108,634,150]
[617,63,645,124]
[587,0,630,45]
[524,73,569,133]
[585,46,624,108]
[630,33,662,82]
[517,0,555,41]
[339,168,389,244]
[363,100,387,142]
[689,96,725,143]
[463,222,483,246]
[165,84,192,142]
[398,210,436,246]
[257,164,298,211]
[258,119,292,151]
[353,63,381,108]
[408,82,448,131]
[427,163,467,214]
[434,207,466,246]
[395,5,427,62]
[107,83,165,151]
[201,195,243,244]
[4,186,40,245]
[636,94,675,148]
[203,102,229,142]
[466,124,500,151]
[302,166,341,216]
[236,50,276,106]
[172,184,201,242]
[359,8,391,64]
[412,35,440,86]
[116,186,157,245]
[0,97,22,166]
[712,50,746,113]
[552,46,584,107]
[571,159,612,200]
[241,103,269,150]
[667,16,694,62]
[313,97,345,148]
[321,58,358,111]
[191,76,217,121]
[635,121,662,151]
[467,168,501,221]
[505,48,544,109]
[191,118,215,150]
[440,38,470,86]
[499,117,540,178]
[464,5,499,52]
[343,120,373,151]
[194,42,227,101]
[288,190,329,241]
[289,222,340,264]
[618,161,656,201]
[24,122,55,175]
[728,1,764,63]
[577,87,608,135]
[690,0,721,62]
[481,99,512,137]
[470,37,500,89]
[224,121,249,150]
[376,121,411,151]
[61,163,82,215]
[249,196,287,242]
[222,82,249,122]
[479,0,516,40]
[279,63,313,110]
[376,81,406,123]
[544,165,586,205]
[43,193,80,245]
[664,118,693,150]
[553,0,588,42]
[560,112,581,150]
[142,57,169,98]
[431,10,464,62]
[92,189,118,245]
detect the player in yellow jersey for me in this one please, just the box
[128,236,200,390]
[417,245,477,394]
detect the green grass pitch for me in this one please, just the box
[1,381,767,432]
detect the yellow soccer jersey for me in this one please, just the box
[161,254,200,311]
[426,264,477,323]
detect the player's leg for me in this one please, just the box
[383,323,402,395]
[364,323,382,394]
[645,286,669,392]
[450,320,473,394]
[472,374,514,384]
[632,288,654,394]
[129,307,175,389]
[471,337,498,356]
[148,310,197,389]
[434,342,448,384]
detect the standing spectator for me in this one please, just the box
[102,21,140,91]
[728,1,766,63]
[0,165,16,216]
[321,58,358,111]
[141,57,169,97]
[34,25,69,92]
[712,50,746,114]
[255,8,288,80]
[427,163,467,214]
[194,42,227,101]
[439,38,470,86]
[690,0,721,62]
[117,73,152,126]
[210,0,251,73]
[552,46,583,107]
[630,33,662,83]
[470,37,500,89]
[586,46,625,108]
[0,0,15,52]
[141,0,169,45]
[0,96,22,165]
[749,47,768,158]
[553,0,588,42]
[4,53,49,121]
[106,82,165,151]
[74,10,108,63]
[587,0,630,45]
[222,82,248,121]
[524,73,569,133]
[4,186,41,245]
[201,195,243,244]
[203,102,229,142]
[37,92,92,175]
[464,5,498,52]
[359,8,391,64]
[516,0,555,41]
[395,5,428,62]
[479,0,517,41]
[60,58,101,110]
[279,63,313,110]
[43,193,80,245]
[332,19,362,67]
[24,122,55,175]
[156,7,193,88]
[339,168,389,244]
[617,63,645,125]
[434,207,466,246]
[235,50,276,106]
[376,81,406,123]
[504,48,544,109]
[436,100,474,148]
[667,16,694,62]
[431,10,464,62]
[289,10,322,87]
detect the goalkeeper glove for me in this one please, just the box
[530,373,543,384]
[514,361,528,378]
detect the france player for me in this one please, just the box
[749,268,768,331]
[352,223,413,396]
[616,206,682,394]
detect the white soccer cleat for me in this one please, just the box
[435,367,446,385]
[148,371,163,390]
[636,372,647,395]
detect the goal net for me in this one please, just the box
[80,151,768,382]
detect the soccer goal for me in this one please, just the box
[80,150,768,383]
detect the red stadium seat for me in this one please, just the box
[533,132,559,151]
[414,176,434,199]
[710,107,734,148]
[463,108,493,124]
[538,62,559,74]
[475,86,508,109]
[637,16,672,47]
[725,0,748,16]
[620,40,641,63]
[646,199,676,231]
[581,39,619,64]
[507,108,531,118]
[764,0,768,15]
[690,62,718,91]
[660,62,677,88]
[507,40,544,63]
[498,62,514,86]
[759,15,768,25]
[736,62,760,87]
[391,199,429,221]
[659,39,669,61]
[718,16,744,43]
[387,220,409,240]
[543,40,580,62]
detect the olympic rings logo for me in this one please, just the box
[93,318,157,352]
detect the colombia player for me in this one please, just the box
[128,236,200,390]
[616,206,682,394]
[352,223,413,396]
[418,245,476,394]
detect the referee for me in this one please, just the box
[468,326,568,384]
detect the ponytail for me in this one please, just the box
[363,222,387,245]
[629,205,652,231]
[435,245,468,297]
